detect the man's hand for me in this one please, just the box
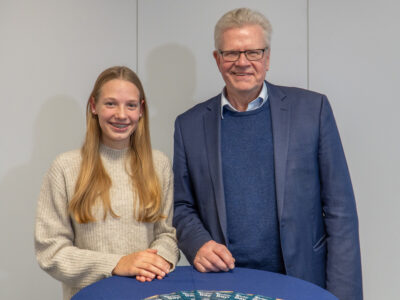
[194,240,235,272]
[112,249,170,282]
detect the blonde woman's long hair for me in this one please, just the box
[69,66,163,223]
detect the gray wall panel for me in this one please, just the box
[0,1,137,299]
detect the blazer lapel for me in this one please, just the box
[203,95,227,244]
[268,82,290,220]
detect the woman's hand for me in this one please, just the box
[112,249,171,282]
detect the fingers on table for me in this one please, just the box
[194,241,235,272]
[135,275,149,282]
[135,251,170,279]
[195,256,223,272]
[213,244,235,269]
[114,250,170,280]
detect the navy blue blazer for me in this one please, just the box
[173,81,362,300]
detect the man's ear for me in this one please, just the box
[213,50,219,63]
[89,97,96,114]
[265,48,271,71]
[213,50,223,72]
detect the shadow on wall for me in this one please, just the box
[144,43,196,159]
[0,96,84,299]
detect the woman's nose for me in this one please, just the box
[115,106,127,119]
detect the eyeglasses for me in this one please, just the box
[218,48,268,62]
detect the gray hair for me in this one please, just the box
[214,7,272,50]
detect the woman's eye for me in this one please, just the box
[105,102,114,106]
[128,103,138,109]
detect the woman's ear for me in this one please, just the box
[140,99,145,117]
[89,97,97,114]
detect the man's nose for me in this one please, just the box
[236,52,250,66]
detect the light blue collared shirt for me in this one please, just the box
[220,82,268,119]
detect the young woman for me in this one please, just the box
[35,66,179,300]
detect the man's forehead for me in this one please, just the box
[222,24,263,34]
[219,25,265,47]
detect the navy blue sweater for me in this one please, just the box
[221,103,284,273]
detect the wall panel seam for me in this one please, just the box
[136,0,139,74]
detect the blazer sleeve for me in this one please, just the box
[172,116,212,264]
[319,96,363,300]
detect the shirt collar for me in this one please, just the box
[220,82,268,119]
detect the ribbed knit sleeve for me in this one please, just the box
[149,150,180,269]
[34,153,123,291]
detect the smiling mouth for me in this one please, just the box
[232,71,251,76]
[111,123,130,129]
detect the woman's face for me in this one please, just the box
[91,79,143,149]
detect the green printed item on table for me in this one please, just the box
[143,290,281,300]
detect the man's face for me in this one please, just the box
[214,25,270,99]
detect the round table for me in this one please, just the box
[72,266,338,300]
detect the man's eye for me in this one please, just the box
[247,51,259,56]
[225,51,238,57]
[246,50,262,59]
[105,102,115,106]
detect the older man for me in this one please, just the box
[173,8,362,300]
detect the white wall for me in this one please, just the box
[0,1,398,299]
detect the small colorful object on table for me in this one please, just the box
[144,290,283,300]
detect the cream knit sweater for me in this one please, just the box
[35,145,179,300]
